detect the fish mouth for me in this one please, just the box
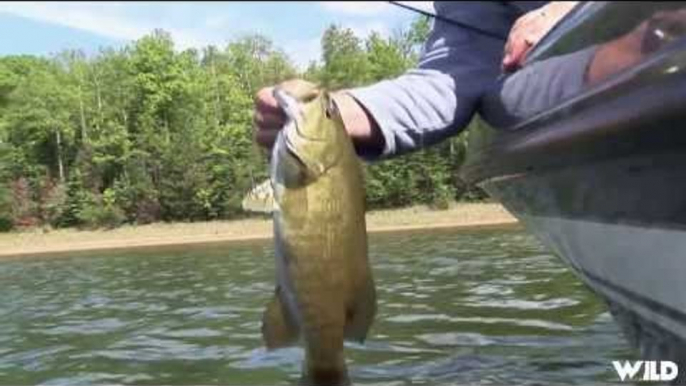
[274,88,327,143]
[274,127,310,175]
[284,133,310,171]
[277,102,322,171]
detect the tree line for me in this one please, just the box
[0,17,486,232]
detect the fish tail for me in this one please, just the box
[300,327,349,386]
[301,354,350,386]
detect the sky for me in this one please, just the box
[0,1,434,70]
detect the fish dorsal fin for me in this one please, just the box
[241,179,276,213]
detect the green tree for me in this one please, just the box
[3,57,77,184]
[0,139,11,231]
[366,32,412,82]
[225,35,297,95]
[0,15,486,231]
[320,25,371,88]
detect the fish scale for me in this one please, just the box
[242,81,377,386]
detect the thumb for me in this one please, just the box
[502,39,529,72]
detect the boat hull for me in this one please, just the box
[460,2,686,377]
[480,152,686,369]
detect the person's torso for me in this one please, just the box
[433,1,549,41]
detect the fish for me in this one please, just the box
[242,80,377,386]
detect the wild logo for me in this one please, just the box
[612,360,679,382]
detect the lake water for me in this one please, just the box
[0,227,635,385]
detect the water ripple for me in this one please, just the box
[0,228,631,385]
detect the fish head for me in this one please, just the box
[274,83,350,180]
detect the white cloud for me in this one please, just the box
[0,2,147,40]
[0,1,423,62]
[0,2,234,51]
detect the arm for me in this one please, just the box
[343,2,520,160]
[339,1,579,160]
[254,3,547,159]
[254,12,482,162]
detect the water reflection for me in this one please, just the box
[0,228,632,385]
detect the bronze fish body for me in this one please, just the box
[243,81,376,386]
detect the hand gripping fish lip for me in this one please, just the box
[273,87,327,143]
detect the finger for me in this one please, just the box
[502,33,518,69]
[502,37,523,67]
[503,37,512,61]
[254,110,286,130]
[255,87,286,118]
[502,22,529,65]
[254,128,280,148]
[503,3,559,71]
[502,38,530,72]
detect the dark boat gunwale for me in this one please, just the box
[461,38,686,186]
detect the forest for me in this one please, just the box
[0,16,486,232]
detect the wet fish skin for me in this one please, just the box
[243,80,376,386]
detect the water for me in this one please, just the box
[0,227,634,385]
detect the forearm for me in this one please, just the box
[337,2,536,161]
[331,91,385,157]
[345,69,475,161]
[483,44,599,128]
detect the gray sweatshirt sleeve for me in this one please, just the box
[346,67,470,161]
[480,45,599,129]
[346,3,519,161]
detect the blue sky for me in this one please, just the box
[0,1,433,69]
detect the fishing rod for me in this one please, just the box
[387,1,508,41]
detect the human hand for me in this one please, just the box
[253,79,319,149]
[253,79,384,155]
[502,2,579,73]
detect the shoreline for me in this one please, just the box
[0,203,519,259]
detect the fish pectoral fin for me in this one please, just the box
[241,179,276,213]
[344,276,377,344]
[262,290,299,349]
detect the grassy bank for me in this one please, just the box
[0,203,518,258]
